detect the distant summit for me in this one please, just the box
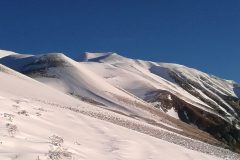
[0,49,18,58]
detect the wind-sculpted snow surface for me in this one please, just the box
[0,53,152,118]
[0,68,238,160]
[0,49,18,58]
[81,52,240,149]
[1,50,240,155]
[0,96,229,160]
[0,65,236,160]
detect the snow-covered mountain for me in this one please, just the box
[0,50,239,159]
[80,52,240,148]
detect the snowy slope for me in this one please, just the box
[0,53,152,117]
[1,52,222,125]
[81,52,240,148]
[153,63,238,98]
[1,51,240,152]
[0,50,18,58]
[1,64,237,160]
[0,53,222,144]
[82,52,239,117]
[81,53,220,116]
[151,63,240,122]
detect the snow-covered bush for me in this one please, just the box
[17,110,29,116]
[47,147,72,160]
[6,123,18,137]
[49,135,64,146]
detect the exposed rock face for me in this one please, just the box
[23,54,71,71]
[169,71,240,117]
[147,84,240,151]
[149,63,240,150]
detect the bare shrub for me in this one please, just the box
[49,135,64,146]
[6,123,18,137]
[48,147,72,160]
[12,104,20,109]
[17,110,29,116]
[4,113,14,122]
[36,112,41,116]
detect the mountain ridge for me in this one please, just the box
[1,50,240,155]
[1,63,238,159]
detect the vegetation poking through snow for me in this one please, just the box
[47,135,72,160]
[49,135,64,146]
[6,123,18,137]
[47,147,72,160]
[17,110,29,116]
[3,113,14,122]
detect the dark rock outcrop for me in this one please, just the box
[147,87,240,151]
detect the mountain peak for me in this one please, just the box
[82,52,130,63]
[0,49,18,58]
[84,52,114,60]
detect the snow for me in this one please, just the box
[0,50,17,58]
[0,53,34,71]
[82,53,239,122]
[0,97,222,160]
[80,54,222,116]
[0,53,152,117]
[0,65,234,160]
[2,51,237,120]
[167,108,179,120]
[168,94,172,100]
[84,52,114,61]
[157,63,238,98]
[1,51,240,159]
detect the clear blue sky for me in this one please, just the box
[0,0,239,82]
